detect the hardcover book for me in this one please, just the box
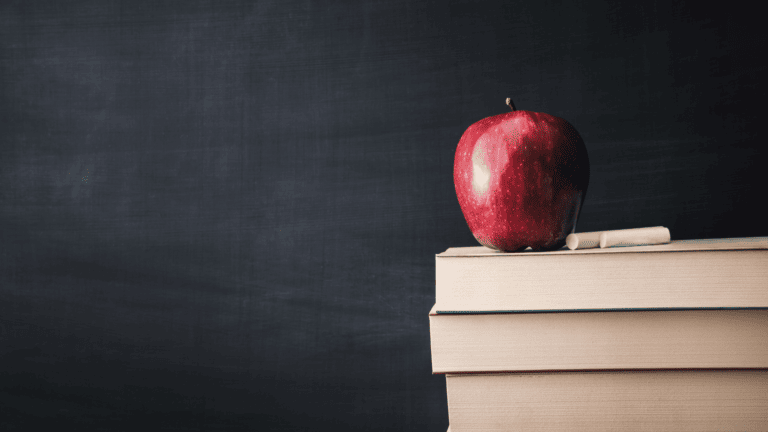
[446,370,768,431]
[435,237,768,313]
[429,305,768,373]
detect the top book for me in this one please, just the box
[435,237,768,313]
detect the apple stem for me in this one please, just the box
[506,98,516,111]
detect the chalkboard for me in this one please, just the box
[1,0,766,430]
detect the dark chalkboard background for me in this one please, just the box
[2,1,766,430]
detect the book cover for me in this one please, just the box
[436,237,768,313]
[446,370,768,431]
[430,304,768,373]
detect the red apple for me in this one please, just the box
[454,99,590,252]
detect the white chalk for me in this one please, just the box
[566,231,602,250]
[599,226,671,248]
[566,227,671,250]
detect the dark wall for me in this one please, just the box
[1,1,766,430]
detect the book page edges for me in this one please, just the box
[435,250,768,311]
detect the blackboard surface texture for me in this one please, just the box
[2,1,766,430]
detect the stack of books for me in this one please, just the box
[430,237,768,431]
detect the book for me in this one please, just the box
[429,304,768,373]
[446,370,768,431]
[435,237,768,313]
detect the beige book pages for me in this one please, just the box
[435,237,768,312]
[446,370,768,431]
[429,306,768,373]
